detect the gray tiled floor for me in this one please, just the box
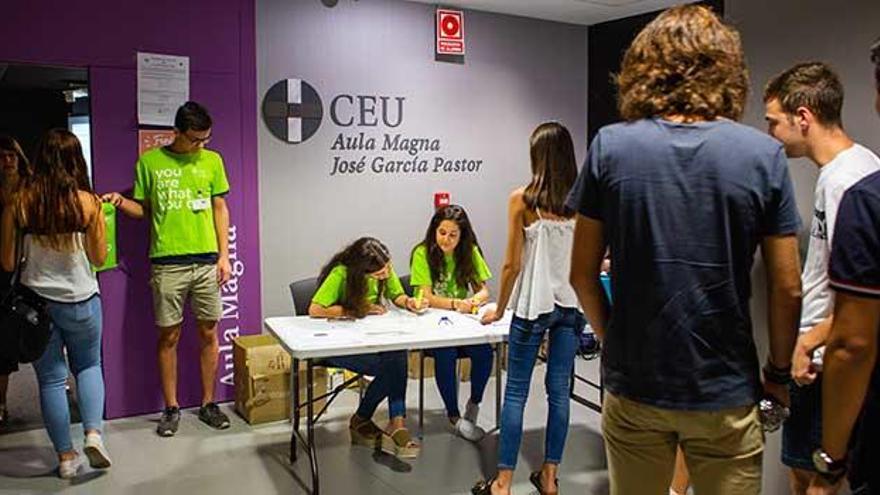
[0,358,608,494]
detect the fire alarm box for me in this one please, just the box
[434,191,450,209]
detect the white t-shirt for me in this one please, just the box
[801,143,880,367]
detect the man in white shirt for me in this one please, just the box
[764,61,880,495]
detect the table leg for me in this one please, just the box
[495,342,502,430]
[291,358,300,464]
[419,351,425,439]
[307,359,320,494]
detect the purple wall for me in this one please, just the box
[1,0,261,418]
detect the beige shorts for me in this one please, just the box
[603,392,764,495]
[150,263,221,328]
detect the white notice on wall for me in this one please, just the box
[137,52,189,126]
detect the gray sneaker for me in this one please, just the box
[157,406,181,437]
[198,402,230,430]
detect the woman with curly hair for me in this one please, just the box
[569,5,802,495]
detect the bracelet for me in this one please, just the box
[763,361,792,385]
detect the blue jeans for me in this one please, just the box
[497,305,584,469]
[323,350,408,419]
[32,295,104,454]
[428,344,493,418]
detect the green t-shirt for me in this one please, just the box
[409,244,492,299]
[311,264,406,308]
[133,147,230,259]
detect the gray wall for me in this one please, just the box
[257,0,588,317]
[728,0,880,493]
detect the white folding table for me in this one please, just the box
[264,309,510,495]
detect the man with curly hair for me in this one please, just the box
[568,5,802,494]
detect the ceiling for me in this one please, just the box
[404,0,697,26]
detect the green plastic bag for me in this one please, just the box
[94,202,118,272]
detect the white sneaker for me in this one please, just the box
[58,454,81,479]
[83,433,112,469]
[453,418,485,442]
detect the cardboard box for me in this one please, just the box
[407,351,435,379]
[409,347,506,382]
[234,334,327,425]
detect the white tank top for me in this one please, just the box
[508,210,581,320]
[20,232,99,303]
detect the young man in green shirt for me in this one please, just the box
[103,101,232,437]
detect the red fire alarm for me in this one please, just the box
[434,191,450,210]
[436,9,465,55]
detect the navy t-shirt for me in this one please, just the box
[566,118,801,410]
[827,170,880,489]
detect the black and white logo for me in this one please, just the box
[262,78,323,144]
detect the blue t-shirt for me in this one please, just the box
[566,118,801,410]
[828,170,880,488]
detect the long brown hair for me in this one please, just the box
[317,237,391,318]
[15,129,93,251]
[523,122,577,217]
[412,204,483,293]
[616,5,748,122]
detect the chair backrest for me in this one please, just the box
[289,277,319,316]
[398,274,413,297]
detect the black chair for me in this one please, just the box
[289,277,319,316]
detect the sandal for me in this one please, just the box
[471,476,498,495]
[380,427,420,458]
[349,417,382,448]
[529,471,559,495]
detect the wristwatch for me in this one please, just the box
[812,449,847,483]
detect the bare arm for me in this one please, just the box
[569,214,608,340]
[481,190,526,324]
[792,314,833,385]
[81,192,107,266]
[102,192,146,219]
[212,196,231,284]
[821,293,880,459]
[0,206,16,272]
[308,302,348,319]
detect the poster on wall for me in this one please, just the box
[436,9,465,55]
[138,129,176,155]
[137,52,189,126]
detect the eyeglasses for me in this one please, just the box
[183,132,212,145]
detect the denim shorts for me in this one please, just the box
[782,380,822,470]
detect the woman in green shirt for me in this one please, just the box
[410,205,494,441]
[309,237,423,458]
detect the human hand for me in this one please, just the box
[217,256,232,285]
[101,192,124,207]
[480,307,502,325]
[763,380,790,408]
[368,304,387,315]
[806,474,845,495]
[405,296,427,313]
[792,337,818,386]
[456,299,476,314]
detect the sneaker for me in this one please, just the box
[453,418,485,442]
[157,406,181,437]
[83,432,112,469]
[198,402,230,430]
[58,454,81,479]
[464,401,480,424]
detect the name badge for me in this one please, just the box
[190,197,210,211]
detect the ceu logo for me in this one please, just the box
[262,78,323,144]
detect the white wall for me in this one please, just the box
[257,0,588,317]
[727,1,880,492]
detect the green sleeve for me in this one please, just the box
[132,158,148,201]
[311,266,346,307]
[409,244,432,288]
[384,265,406,301]
[212,154,230,196]
[473,246,492,283]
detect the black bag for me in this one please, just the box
[0,233,51,364]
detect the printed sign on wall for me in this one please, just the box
[436,9,465,55]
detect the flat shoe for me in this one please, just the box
[529,470,559,495]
